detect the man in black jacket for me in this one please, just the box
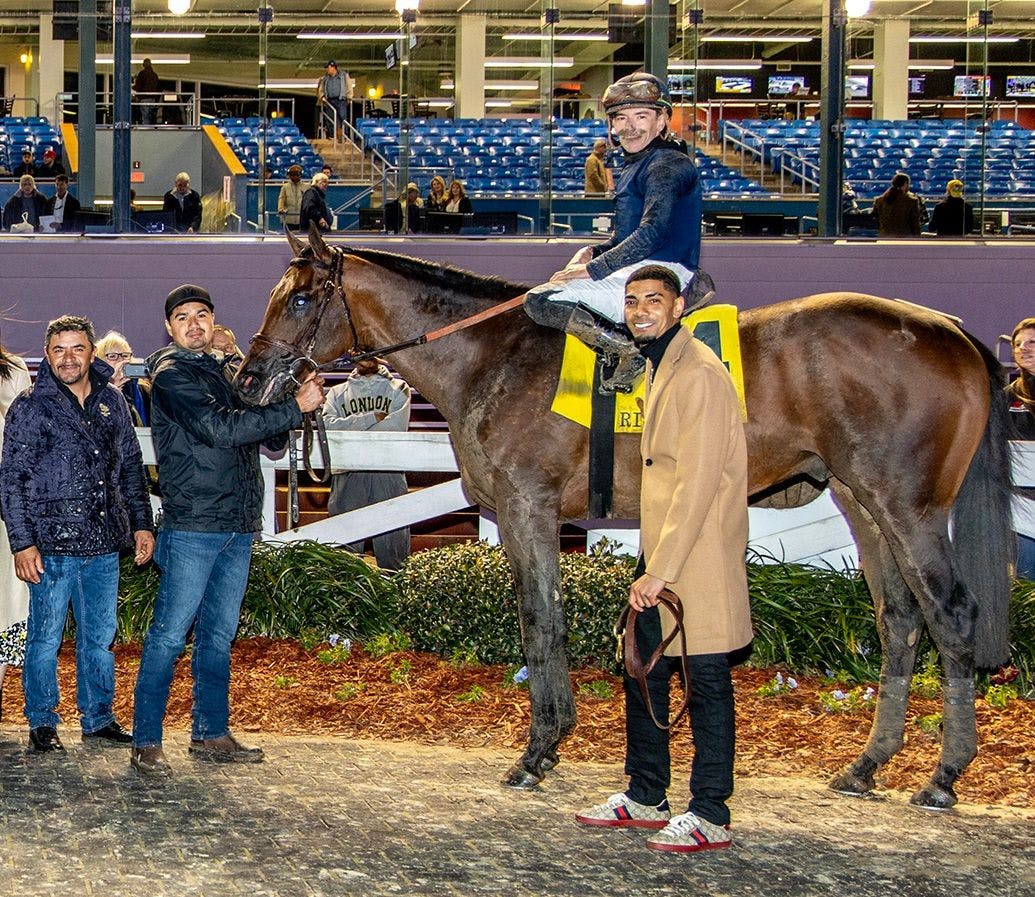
[299,172,331,232]
[162,171,203,233]
[130,285,325,777]
[0,316,154,753]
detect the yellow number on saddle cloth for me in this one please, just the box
[550,304,746,432]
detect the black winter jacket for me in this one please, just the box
[148,347,302,533]
[0,360,154,556]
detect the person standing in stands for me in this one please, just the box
[278,164,305,230]
[0,331,31,725]
[163,172,202,233]
[1006,317,1035,579]
[403,182,424,233]
[0,315,154,754]
[35,149,64,180]
[584,138,611,195]
[930,179,975,237]
[134,58,162,125]
[522,72,704,394]
[2,175,48,231]
[426,176,448,213]
[321,359,412,571]
[12,149,36,178]
[299,172,331,232]
[871,172,922,238]
[44,175,81,232]
[445,180,472,214]
[317,60,352,137]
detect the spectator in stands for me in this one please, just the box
[134,58,162,125]
[299,172,331,232]
[44,175,81,232]
[321,164,334,180]
[1,315,154,754]
[96,330,150,426]
[321,359,412,571]
[841,180,859,217]
[35,149,64,180]
[403,182,424,233]
[317,60,352,137]
[584,138,610,195]
[13,150,36,178]
[445,179,472,215]
[162,172,202,233]
[930,179,975,237]
[523,72,704,394]
[426,176,448,213]
[3,175,48,232]
[1007,317,1035,579]
[0,330,31,726]
[871,172,922,238]
[278,164,305,230]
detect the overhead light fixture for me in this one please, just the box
[132,32,206,39]
[485,57,574,68]
[620,0,646,6]
[167,0,192,14]
[848,60,875,70]
[844,0,871,17]
[701,35,812,43]
[297,32,404,40]
[910,36,1019,44]
[425,99,455,108]
[442,79,539,91]
[96,54,191,65]
[502,32,609,42]
[395,0,419,12]
[485,100,514,108]
[908,60,955,70]
[265,79,320,89]
[669,60,763,71]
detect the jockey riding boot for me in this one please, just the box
[563,305,645,394]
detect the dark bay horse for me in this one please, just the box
[236,229,1012,810]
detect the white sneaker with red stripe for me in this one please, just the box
[574,792,671,830]
[646,811,732,853]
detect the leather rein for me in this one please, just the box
[614,590,692,730]
[251,245,524,526]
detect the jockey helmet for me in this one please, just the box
[602,72,672,115]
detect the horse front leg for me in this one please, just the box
[494,492,577,789]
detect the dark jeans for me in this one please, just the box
[328,471,410,571]
[623,604,742,827]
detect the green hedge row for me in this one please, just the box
[113,540,1035,689]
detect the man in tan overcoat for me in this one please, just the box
[576,264,753,854]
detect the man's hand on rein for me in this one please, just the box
[295,373,326,413]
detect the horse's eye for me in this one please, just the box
[291,294,309,309]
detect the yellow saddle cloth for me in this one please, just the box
[551,304,746,432]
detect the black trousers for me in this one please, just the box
[623,604,745,827]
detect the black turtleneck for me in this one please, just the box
[640,322,683,382]
[621,134,685,166]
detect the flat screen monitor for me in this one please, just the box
[908,75,925,96]
[667,73,695,98]
[768,75,807,97]
[715,75,752,95]
[845,75,869,99]
[1006,75,1035,98]
[131,210,177,234]
[953,74,990,97]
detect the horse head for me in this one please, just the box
[236,225,358,406]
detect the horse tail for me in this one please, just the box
[952,330,1012,670]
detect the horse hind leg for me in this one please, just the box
[493,491,577,789]
[828,484,922,798]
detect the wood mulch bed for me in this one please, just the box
[5,637,1030,808]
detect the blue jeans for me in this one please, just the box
[132,530,254,747]
[23,553,120,733]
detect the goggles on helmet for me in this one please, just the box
[602,75,672,115]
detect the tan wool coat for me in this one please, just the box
[639,327,754,656]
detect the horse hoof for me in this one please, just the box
[502,763,544,790]
[829,769,875,796]
[910,783,957,811]
[540,750,560,773]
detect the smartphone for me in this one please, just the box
[122,362,148,379]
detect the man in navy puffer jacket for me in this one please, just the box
[0,315,154,754]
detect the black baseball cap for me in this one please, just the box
[165,284,214,319]
[326,60,337,68]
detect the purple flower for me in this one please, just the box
[832,689,847,701]
[329,633,340,647]
[787,677,798,690]
[513,666,529,684]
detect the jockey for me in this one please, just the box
[524,72,704,393]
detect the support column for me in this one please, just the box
[78,0,97,208]
[873,19,909,121]
[643,0,669,80]
[112,0,131,232]
[818,0,846,237]
[37,15,64,124]
[455,14,486,120]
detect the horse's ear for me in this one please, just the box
[285,226,305,258]
[308,223,333,265]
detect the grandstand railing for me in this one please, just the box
[1,96,39,118]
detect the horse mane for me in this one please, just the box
[308,245,532,302]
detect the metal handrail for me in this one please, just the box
[1,96,40,117]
